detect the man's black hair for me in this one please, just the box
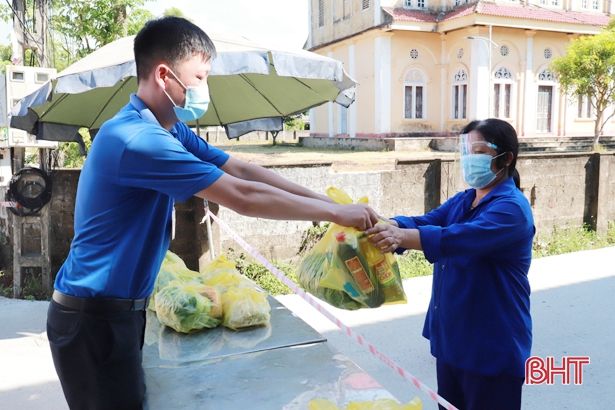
[461,118,521,188]
[134,16,216,81]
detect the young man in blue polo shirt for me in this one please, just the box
[47,17,378,409]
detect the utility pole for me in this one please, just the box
[33,0,51,67]
[10,0,26,65]
[11,0,26,172]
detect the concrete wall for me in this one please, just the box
[1,152,613,280]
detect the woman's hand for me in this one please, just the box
[365,223,405,253]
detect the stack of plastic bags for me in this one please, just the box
[151,252,271,334]
[297,187,407,310]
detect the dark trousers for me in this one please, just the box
[47,300,147,410]
[437,360,524,410]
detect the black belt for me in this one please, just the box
[52,290,149,312]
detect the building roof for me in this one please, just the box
[383,2,611,27]
[382,6,437,22]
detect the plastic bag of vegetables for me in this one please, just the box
[221,286,271,330]
[154,280,222,333]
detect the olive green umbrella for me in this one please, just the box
[11,33,355,144]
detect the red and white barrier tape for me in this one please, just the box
[206,211,458,410]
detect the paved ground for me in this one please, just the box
[1,247,614,409]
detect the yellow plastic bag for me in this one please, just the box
[308,397,422,410]
[308,399,340,410]
[297,187,406,310]
[221,286,271,330]
[150,251,204,311]
[154,281,222,333]
[346,398,422,410]
[201,255,255,291]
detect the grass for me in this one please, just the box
[532,222,615,258]
[0,271,11,298]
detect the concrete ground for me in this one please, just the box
[1,247,614,409]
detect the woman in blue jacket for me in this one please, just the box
[367,119,535,410]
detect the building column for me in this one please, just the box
[373,0,382,25]
[523,30,536,137]
[348,43,357,138]
[439,33,447,132]
[328,51,335,137]
[469,34,489,120]
[374,35,392,135]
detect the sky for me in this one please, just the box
[1,0,309,51]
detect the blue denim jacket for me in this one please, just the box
[393,177,535,377]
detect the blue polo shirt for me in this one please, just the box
[54,94,229,299]
[393,177,535,377]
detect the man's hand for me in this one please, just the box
[334,204,380,231]
[365,223,405,253]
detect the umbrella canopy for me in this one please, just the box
[11,33,355,143]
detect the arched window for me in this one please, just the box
[538,69,556,82]
[452,69,468,119]
[536,69,556,133]
[493,67,514,119]
[404,69,426,119]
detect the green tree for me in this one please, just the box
[52,0,153,66]
[163,7,185,18]
[0,0,154,69]
[0,43,11,69]
[552,26,615,144]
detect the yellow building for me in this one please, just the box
[307,0,613,138]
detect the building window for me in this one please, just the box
[318,0,324,27]
[592,0,599,9]
[538,69,555,81]
[35,72,49,83]
[544,48,553,59]
[493,67,513,118]
[343,0,351,19]
[457,48,464,59]
[410,49,419,59]
[577,95,593,118]
[362,0,370,10]
[500,45,509,57]
[11,71,25,81]
[551,0,560,5]
[581,0,589,8]
[453,69,468,120]
[404,69,426,119]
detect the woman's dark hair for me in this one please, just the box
[461,118,521,189]
[134,17,217,81]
